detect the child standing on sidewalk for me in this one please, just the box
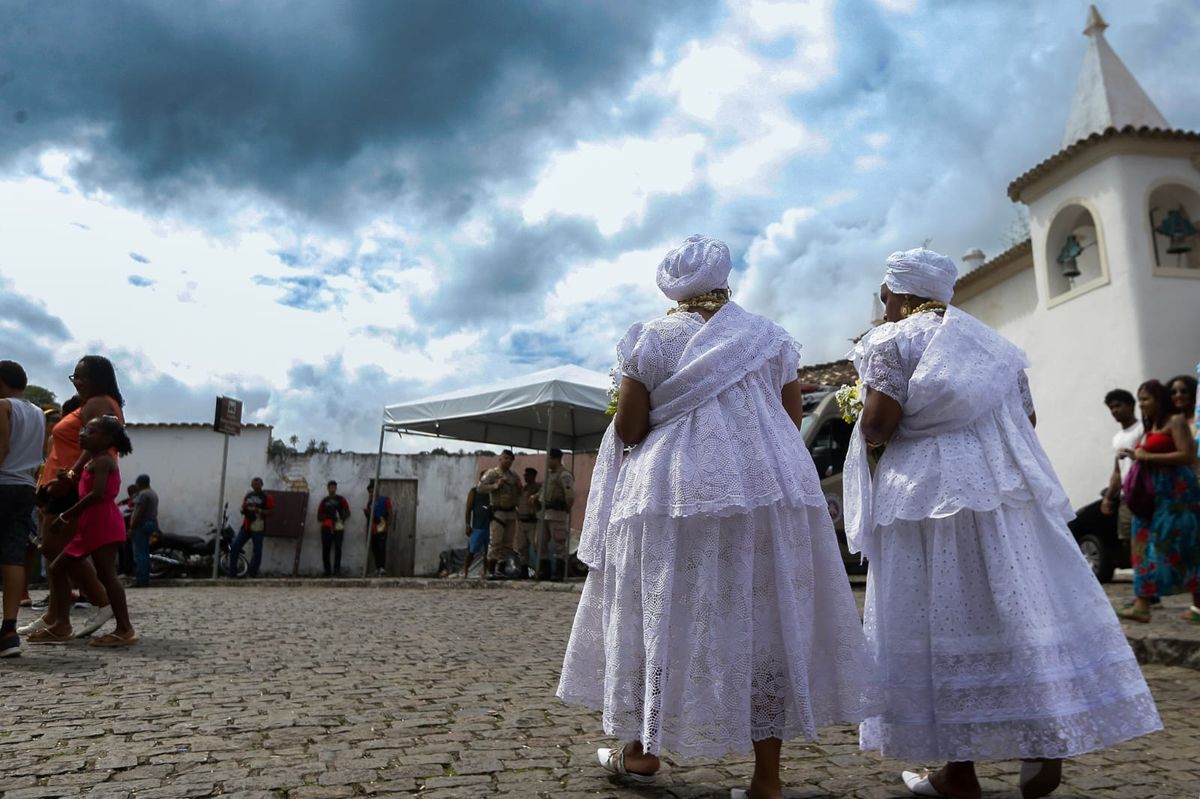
[44,416,137,647]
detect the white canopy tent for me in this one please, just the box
[381,364,612,451]
[366,365,613,578]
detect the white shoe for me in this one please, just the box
[902,771,944,797]
[596,746,656,785]
[75,605,115,638]
[17,616,49,636]
[730,790,749,799]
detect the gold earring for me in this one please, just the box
[899,303,910,319]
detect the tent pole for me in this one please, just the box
[534,404,554,582]
[364,423,385,578]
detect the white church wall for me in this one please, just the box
[1011,152,1200,510]
[1117,156,1200,394]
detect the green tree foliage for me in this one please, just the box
[24,384,58,408]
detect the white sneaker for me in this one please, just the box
[17,616,49,636]
[75,605,115,638]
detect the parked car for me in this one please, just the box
[1067,490,1128,583]
[799,387,867,574]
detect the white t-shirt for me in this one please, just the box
[1112,420,1144,483]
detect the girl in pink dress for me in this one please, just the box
[48,415,137,646]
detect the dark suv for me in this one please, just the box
[1067,491,1129,583]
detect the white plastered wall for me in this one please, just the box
[976,151,1200,509]
[120,426,480,576]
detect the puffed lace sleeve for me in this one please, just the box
[860,338,908,404]
[774,335,803,390]
[1017,370,1035,416]
[615,322,663,390]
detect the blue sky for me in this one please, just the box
[0,0,1196,451]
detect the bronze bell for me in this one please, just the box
[1056,235,1084,278]
[1156,208,1197,255]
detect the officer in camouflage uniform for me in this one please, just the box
[478,449,523,577]
[539,448,575,580]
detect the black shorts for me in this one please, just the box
[0,484,36,566]
[41,484,80,516]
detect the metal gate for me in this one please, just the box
[377,479,418,577]
[264,489,309,576]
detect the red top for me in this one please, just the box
[1143,432,1176,454]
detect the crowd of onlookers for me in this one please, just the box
[1101,373,1200,624]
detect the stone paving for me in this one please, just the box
[1104,577,1200,670]
[2,583,1198,799]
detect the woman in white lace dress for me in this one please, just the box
[557,235,877,799]
[844,249,1162,799]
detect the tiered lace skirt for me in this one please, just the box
[557,503,878,759]
[860,501,1162,761]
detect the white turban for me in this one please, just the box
[883,248,958,303]
[656,234,732,301]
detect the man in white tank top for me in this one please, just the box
[0,360,47,657]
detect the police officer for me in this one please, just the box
[478,450,523,577]
[517,467,540,567]
[539,448,574,580]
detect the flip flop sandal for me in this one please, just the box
[1116,606,1151,623]
[1181,605,1200,624]
[26,626,73,643]
[596,745,656,784]
[89,632,139,648]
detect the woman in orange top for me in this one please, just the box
[24,356,126,642]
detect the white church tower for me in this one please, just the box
[955,5,1200,507]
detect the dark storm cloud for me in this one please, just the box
[0,0,718,225]
[0,275,72,340]
[273,355,425,451]
[411,184,717,335]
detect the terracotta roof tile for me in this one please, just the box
[126,422,273,430]
[954,238,1033,291]
[797,359,857,388]
[1008,125,1200,201]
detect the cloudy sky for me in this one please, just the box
[1,0,1196,452]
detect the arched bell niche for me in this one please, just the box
[1045,203,1106,302]
[1149,183,1200,276]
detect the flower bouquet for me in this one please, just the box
[835,379,864,424]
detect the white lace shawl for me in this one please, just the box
[576,302,795,569]
[843,307,1064,560]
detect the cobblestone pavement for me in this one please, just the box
[3,584,1198,799]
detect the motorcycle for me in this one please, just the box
[148,505,248,579]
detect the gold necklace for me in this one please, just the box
[668,291,730,315]
[909,300,947,316]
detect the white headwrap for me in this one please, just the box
[656,234,732,301]
[883,248,958,303]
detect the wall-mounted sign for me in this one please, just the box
[213,396,243,436]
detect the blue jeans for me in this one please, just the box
[132,520,157,586]
[231,528,264,577]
